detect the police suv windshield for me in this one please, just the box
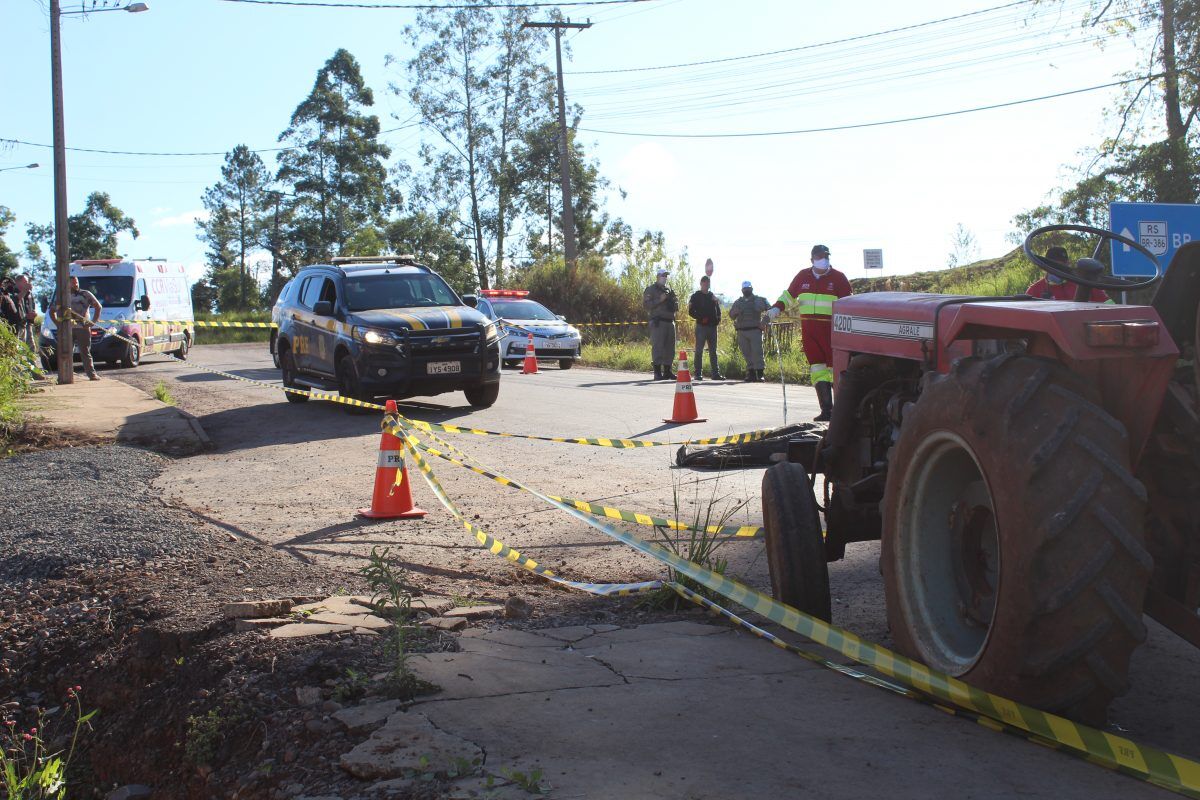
[343,273,460,312]
[491,299,557,321]
[78,276,134,307]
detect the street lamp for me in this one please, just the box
[0,163,40,173]
[50,0,149,384]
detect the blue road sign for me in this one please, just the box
[1110,202,1200,276]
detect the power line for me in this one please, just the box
[578,77,1148,138]
[566,0,1039,75]
[0,123,421,157]
[218,0,655,8]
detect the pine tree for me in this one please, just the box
[277,49,392,265]
[197,145,271,311]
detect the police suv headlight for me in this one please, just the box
[355,326,400,346]
[482,321,499,343]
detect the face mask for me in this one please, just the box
[1047,274,1065,286]
[657,276,667,286]
[812,258,830,270]
[742,288,753,296]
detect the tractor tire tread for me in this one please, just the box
[883,354,1150,724]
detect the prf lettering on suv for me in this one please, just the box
[275,255,501,410]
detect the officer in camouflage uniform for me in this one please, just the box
[728,280,770,382]
[642,268,678,380]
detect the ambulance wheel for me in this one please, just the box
[337,355,372,415]
[175,336,189,361]
[280,347,308,404]
[120,340,141,368]
[762,462,831,621]
[464,382,499,409]
[882,354,1150,724]
[559,358,574,370]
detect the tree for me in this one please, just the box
[0,206,20,277]
[399,7,553,288]
[1017,1,1199,231]
[23,192,138,298]
[384,212,475,292]
[947,223,980,268]
[402,6,495,289]
[277,49,393,266]
[197,145,271,311]
[514,115,609,260]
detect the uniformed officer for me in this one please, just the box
[50,276,103,381]
[728,280,770,382]
[767,244,852,420]
[642,268,678,381]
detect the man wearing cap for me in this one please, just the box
[643,268,679,381]
[1026,246,1113,303]
[728,280,770,382]
[767,244,852,420]
[688,275,725,381]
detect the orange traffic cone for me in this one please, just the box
[358,400,427,520]
[664,351,706,424]
[521,332,539,374]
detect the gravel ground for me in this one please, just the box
[0,444,211,581]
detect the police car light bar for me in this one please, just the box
[480,289,529,298]
[73,258,122,267]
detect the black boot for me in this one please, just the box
[743,370,753,382]
[711,370,726,380]
[653,364,662,381]
[814,381,833,422]
[663,368,677,381]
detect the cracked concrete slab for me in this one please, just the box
[410,641,624,701]
[339,709,482,780]
[458,628,563,649]
[534,624,619,643]
[575,627,820,681]
[407,622,1163,800]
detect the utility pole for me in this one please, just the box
[50,0,73,384]
[522,18,591,274]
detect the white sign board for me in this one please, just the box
[863,249,884,270]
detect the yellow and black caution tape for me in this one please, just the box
[392,420,661,597]
[97,318,275,329]
[406,418,772,449]
[386,408,1200,798]
[411,436,764,539]
[81,311,771,449]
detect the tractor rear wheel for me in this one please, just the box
[882,354,1151,724]
[762,462,831,621]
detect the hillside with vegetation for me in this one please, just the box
[851,246,1041,298]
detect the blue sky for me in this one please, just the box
[2,0,1150,298]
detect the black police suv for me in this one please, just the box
[275,256,501,410]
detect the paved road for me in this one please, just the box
[110,343,1200,786]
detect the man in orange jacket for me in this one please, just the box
[767,244,852,421]
[1026,246,1113,303]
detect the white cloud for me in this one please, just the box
[154,209,210,228]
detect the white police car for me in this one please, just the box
[468,290,582,370]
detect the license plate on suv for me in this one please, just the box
[427,361,462,375]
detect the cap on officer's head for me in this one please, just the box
[811,244,830,257]
[1045,246,1069,263]
[656,268,669,277]
[741,280,753,289]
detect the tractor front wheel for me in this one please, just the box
[882,354,1151,724]
[762,462,831,621]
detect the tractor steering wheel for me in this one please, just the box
[1023,223,1162,292]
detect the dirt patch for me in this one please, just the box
[1,418,111,457]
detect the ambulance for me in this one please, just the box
[40,258,195,370]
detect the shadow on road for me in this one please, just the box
[193,392,506,453]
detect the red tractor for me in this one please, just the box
[762,224,1200,724]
